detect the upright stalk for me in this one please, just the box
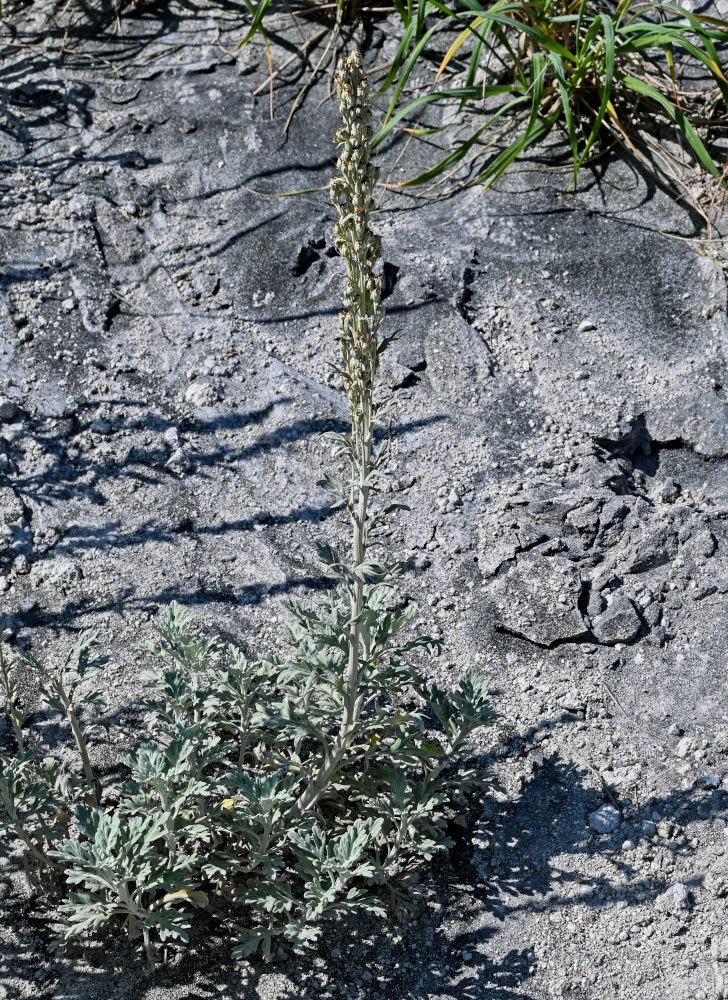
[49,677,100,807]
[292,49,384,817]
[331,49,384,730]
[0,645,26,751]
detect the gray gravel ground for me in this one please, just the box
[1,4,728,999]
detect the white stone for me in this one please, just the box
[656,882,690,914]
[675,736,693,759]
[588,804,621,834]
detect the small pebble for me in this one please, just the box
[165,448,193,475]
[163,427,180,448]
[12,555,29,575]
[675,736,692,759]
[0,398,19,422]
[655,882,690,914]
[659,478,681,503]
[698,774,721,789]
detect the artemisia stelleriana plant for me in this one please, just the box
[0,50,498,968]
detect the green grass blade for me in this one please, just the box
[465,30,486,92]
[494,22,530,87]
[471,110,558,187]
[576,13,615,171]
[616,24,728,101]
[494,13,576,61]
[547,52,578,188]
[427,0,578,62]
[379,15,422,92]
[529,51,547,109]
[577,10,604,59]
[398,122,494,185]
[619,73,724,178]
[416,0,434,37]
[372,85,517,150]
[468,51,550,187]
[659,3,728,59]
[575,0,588,39]
[399,93,531,185]
[383,23,442,125]
[235,0,275,48]
[691,12,728,32]
[391,0,412,26]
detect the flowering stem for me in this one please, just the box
[331,49,384,731]
[292,49,384,817]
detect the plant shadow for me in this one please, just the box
[1,395,445,633]
[5,744,723,999]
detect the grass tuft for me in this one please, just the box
[234,1,728,210]
[375,0,728,204]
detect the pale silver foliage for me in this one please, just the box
[0,51,498,968]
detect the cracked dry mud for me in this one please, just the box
[1,5,728,1000]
